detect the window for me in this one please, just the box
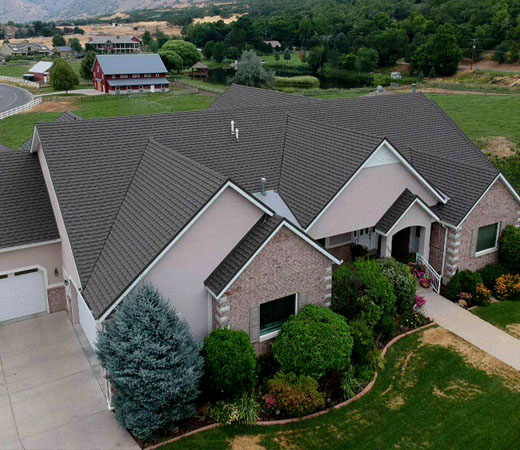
[120,74,128,79]
[260,294,297,339]
[476,223,499,255]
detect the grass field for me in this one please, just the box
[262,52,305,67]
[0,89,214,148]
[0,62,33,78]
[161,327,520,449]
[473,301,520,338]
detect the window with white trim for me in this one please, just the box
[260,294,296,338]
[476,223,499,255]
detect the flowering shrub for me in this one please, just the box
[495,274,520,301]
[444,270,483,302]
[408,262,431,286]
[414,295,426,310]
[474,283,491,306]
[264,372,325,418]
[377,258,416,313]
[400,308,430,330]
[458,292,473,306]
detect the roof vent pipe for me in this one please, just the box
[230,120,235,134]
[260,177,267,195]
[412,83,416,94]
[235,128,239,141]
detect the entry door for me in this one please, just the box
[0,270,47,322]
[150,85,155,93]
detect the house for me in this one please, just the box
[1,86,519,360]
[92,54,169,94]
[264,40,282,50]
[54,45,75,58]
[86,36,142,54]
[0,42,52,57]
[28,61,53,84]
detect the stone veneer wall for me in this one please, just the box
[444,180,520,279]
[428,222,445,275]
[327,244,352,270]
[213,227,332,353]
[47,286,67,313]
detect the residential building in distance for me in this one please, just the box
[92,54,169,94]
[53,45,75,58]
[28,61,53,85]
[85,35,142,54]
[0,41,52,57]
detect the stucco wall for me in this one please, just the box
[457,179,520,272]
[37,145,81,288]
[145,187,265,340]
[0,242,62,285]
[309,163,438,239]
[221,227,332,352]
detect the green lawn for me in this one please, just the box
[0,63,33,78]
[473,301,520,338]
[428,94,520,148]
[263,52,307,68]
[0,90,214,148]
[162,328,520,449]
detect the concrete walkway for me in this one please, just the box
[420,289,520,371]
[0,312,138,449]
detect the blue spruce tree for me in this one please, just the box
[97,284,203,440]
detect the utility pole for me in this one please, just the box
[470,38,478,70]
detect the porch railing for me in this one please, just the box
[416,253,442,293]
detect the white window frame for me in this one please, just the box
[259,293,298,342]
[475,223,500,257]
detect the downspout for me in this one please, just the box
[440,224,448,281]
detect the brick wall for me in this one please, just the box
[215,227,332,352]
[428,222,445,274]
[47,286,66,313]
[447,179,520,277]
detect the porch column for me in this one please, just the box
[380,235,392,258]
[418,224,431,262]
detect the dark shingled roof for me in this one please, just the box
[0,148,59,250]
[376,189,421,234]
[81,139,227,318]
[33,85,510,318]
[205,214,284,296]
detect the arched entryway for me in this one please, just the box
[391,225,423,262]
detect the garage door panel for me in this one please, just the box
[0,271,47,322]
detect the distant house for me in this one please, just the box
[188,62,209,81]
[28,61,53,85]
[92,54,169,94]
[86,36,142,54]
[54,46,75,59]
[0,42,52,57]
[264,40,282,50]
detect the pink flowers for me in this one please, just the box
[414,295,426,310]
[262,394,276,410]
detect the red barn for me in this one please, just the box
[28,61,53,85]
[92,54,169,95]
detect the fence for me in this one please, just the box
[0,97,42,120]
[416,253,442,294]
[0,75,40,88]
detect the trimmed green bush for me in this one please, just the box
[444,270,483,301]
[202,329,257,398]
[332,258,396,326]
[349,319,375,366]
[274,75,320,89]
[478,263,509,293]
[376,315,398,341]
[499,226,520,274]
[377,258,416,313]
[263,372,325,418]
[272,305,353,380]
[96,284,203,440]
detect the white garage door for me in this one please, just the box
[0,269,47,322]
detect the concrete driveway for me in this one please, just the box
[0,84,33,113]
[0,312,138,449]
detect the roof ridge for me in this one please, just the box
[82,139,149,288]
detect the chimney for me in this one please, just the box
[235,128,239,141]
[260,177,267,195]
[230,120,235,134]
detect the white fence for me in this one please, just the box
[0,97,42,120]
[416,253,442,293]
[0,75,40,88]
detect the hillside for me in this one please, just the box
[0,0,196,22]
